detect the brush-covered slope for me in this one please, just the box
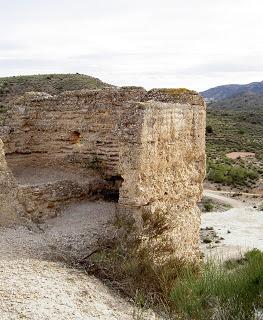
[0,73,111,103]
[206,92,263,189]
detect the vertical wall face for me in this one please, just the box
[0,139,25,225]
[118,94,206,265]
[1,88,147,175]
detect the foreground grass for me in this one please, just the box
[171,250,263,319]
[83,231,263,320]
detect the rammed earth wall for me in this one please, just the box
[0,87,206,264]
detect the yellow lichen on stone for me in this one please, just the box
[160,88,196,96]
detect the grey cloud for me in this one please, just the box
[70,51,186,61]
[0,40,26,51]
[179,59,263,76]
[0,58,55,68]
[0,57,103,77]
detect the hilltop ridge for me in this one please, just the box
[0,73,112,103]
[201,80,263,101]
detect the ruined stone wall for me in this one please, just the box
[0,87,206,263]
[1,88,147,174]
[0,139,25,225]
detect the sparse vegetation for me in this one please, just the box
[203,199,214,212]
[171,249,263,319]
[207,160,259,186]
[199,197,231,213]
[0,74,111,103]
[82,213,263,320]
[82,213,188,315]
[0,104,8,125]
[0,104,7,113]
[206,94,263,189]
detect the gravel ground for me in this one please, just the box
[202,190,263,261]
[0,200,159,320]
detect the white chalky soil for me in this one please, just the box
[0,201,158,320]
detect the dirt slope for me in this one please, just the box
[0,200,159,320]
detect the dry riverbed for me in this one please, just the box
[201,190,263,260]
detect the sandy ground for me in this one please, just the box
[0,200,159,320]
[202,190,263,260]
[226,151,255,159]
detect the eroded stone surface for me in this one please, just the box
[118,98,206,264]
[0,139,25,225]
[0,86,206,264]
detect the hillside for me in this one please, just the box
[201,80,263,101]
[208,92,263,122]
[206,93,263,190]
[0,74,111,103]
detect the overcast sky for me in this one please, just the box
[0,0,263,91]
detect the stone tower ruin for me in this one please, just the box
[0,86,206,265]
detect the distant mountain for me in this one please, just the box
[201,81,263,101]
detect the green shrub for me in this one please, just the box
[203,199,214,212]
[238,129,245,135]
[207,161,259,186]
[206,125,213,134]
[0,104,7,113]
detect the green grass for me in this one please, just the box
[171,249,263,319]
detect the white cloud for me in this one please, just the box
[0,0,263,90]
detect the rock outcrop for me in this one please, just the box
[0,86,206,265]
[0,139,25,225]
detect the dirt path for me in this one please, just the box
[204,189,262,197]
[0,201,159,320]
[202,190,263,260]
[203,190,244,208]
